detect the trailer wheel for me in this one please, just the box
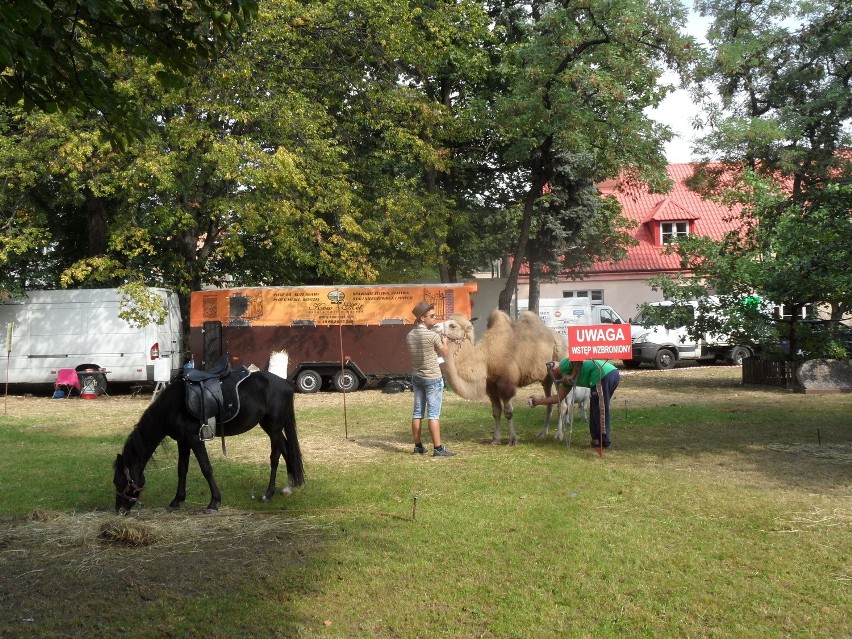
[295,369,322,393]
[333,369,359,393]
[729,346,751,366]
[654,348,676,370]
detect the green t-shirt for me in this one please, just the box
[561,359,616,388]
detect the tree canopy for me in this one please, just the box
[653,0,852,359]
[0,0,257,121]
[487,0,695,311]
[2,0,702,328]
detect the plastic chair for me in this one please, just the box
[54,369,81,399]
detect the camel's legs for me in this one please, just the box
[490,396,503,445]
[504,401,518,446]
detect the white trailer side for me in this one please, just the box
[1,288,183,385]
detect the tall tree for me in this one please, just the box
[660,0,852,358]
[692,0,852,191]
[526,153,637,312]
[293,0,498,283]
[488,0,695,311]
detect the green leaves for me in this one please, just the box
[0,0,258,135]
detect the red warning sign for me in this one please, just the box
[567,324,632,360]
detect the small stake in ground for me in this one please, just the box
[412,494,419,521]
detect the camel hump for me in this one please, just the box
[514,311,567,357]
[515,310,553,338]
[516,310,540,323]
[486,308,513,329]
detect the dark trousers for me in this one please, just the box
[589,369,620,447]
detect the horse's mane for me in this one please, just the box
[117,383,181,467]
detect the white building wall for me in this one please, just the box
[515,275,667,323]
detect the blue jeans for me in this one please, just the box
[411,375,444,420]
[589,369,620,447]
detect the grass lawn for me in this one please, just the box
[0,365,850,638]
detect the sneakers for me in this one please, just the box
[413,443,427,455]
[432,445,456,457]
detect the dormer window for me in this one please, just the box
[661,221,690,244]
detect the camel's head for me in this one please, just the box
[441,314,475,346]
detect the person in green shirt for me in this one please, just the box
[529,359,620,448]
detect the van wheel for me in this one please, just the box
[333,369,359,392]
[729,346,751,366]
[654,349,676,370]
[295,369,322,393]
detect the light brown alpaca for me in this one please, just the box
[441,309,567,445]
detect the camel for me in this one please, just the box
[440,309,567,445]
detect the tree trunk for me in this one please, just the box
[83,188,109,257]
[527,238,542,314]
[498,188,541,312]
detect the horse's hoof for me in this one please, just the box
[536,431,547,439]
[204,507,219,514]
[509,439,518,446]
[554,435,564,442]
[490,439,501,446]
[280,486,292,496]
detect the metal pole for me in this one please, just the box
[4,323,12,416]
[336,291,349,440]
[595,361,606,457]
[566,388,575,450]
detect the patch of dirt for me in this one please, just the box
[0,509,329,637]
[766,442,852,462]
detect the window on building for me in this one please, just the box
[562,290,604,304]
[661,221,690,244]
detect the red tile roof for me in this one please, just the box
[643,198,700,223]
[593,163,741,275]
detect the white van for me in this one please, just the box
[629,299,753,370]
[517,298,627,340]
[0,288,183,385]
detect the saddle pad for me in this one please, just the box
[185,366,252,427]
[220,366,252,423]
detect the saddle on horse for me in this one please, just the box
[184,356,252,443]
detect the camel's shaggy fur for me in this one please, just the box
[441,309,567,445]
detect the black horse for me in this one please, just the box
[113,371,304,514]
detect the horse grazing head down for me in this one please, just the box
[113,453,146,514]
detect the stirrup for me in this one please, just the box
[199,420,215,441]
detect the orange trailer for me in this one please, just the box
[189,283,477,392]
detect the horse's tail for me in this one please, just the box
[281,383,305,487]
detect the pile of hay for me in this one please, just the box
[1,508,320,574]
[98,518,159,546]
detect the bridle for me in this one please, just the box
[116,466,142,505]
